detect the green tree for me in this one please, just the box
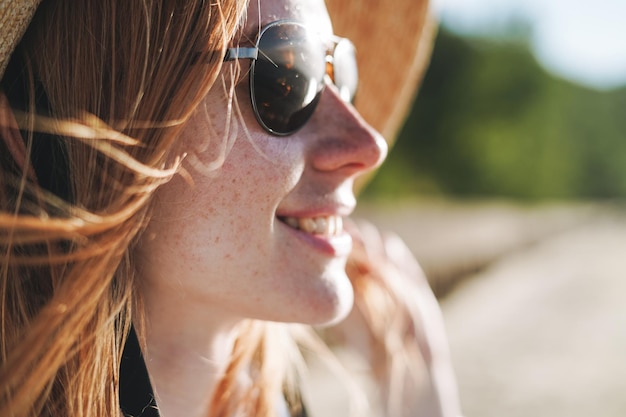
[364,27,626,201]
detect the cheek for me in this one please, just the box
[216,135,306,199]
[182,84,306,190]
[179,112,230,170]
[143,136,303,253]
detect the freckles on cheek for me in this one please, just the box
[188,179,250,254]
[227,137,304,188]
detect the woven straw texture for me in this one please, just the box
[0,0,41,78]
[327,0,435,142]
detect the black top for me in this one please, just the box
[118,328,309,417]
[119,328,160,417]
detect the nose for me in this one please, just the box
[308,87,388,178]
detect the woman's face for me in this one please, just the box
[136,0,387,326]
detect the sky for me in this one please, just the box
[431,0,626,90]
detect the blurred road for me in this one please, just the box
[356,200,626,417]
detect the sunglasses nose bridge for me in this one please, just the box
[325,38,358,104]
[323,76,355,104]
[226,21,359,135]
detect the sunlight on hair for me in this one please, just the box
[290,326,370,417]
[185,68,243,177]
[12,110,180,180]
[12,111,140,146]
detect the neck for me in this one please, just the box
[136,288,242,417]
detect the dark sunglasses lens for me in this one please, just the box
[251,23,326,135]
[332,38,358,103]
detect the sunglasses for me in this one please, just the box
[224,20,358,136]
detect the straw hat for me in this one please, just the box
[0,0,41,77]
[0,0,434,143]
[327,0,435,142]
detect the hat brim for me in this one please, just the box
[2,0,435,146]
[0,0,42,79]
[326,0,436,144]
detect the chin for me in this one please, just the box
[296,269,355,327]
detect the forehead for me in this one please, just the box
[243,0,333,38]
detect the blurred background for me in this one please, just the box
[355,0,626,416]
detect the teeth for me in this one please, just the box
[334,216,342,234]
[314,217,327,233]
[300,218,318,233]
[284,217,299,229]
[281,215,343,236]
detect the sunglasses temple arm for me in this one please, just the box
[224,47,259,62]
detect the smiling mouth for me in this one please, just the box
[278,215,344,236]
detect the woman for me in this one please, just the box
[0,0,459,416]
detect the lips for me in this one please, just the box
[279,215,344,236]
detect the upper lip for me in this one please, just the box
[276,202,355,219]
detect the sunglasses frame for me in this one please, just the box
[224,20,357,136]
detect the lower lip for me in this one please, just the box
[278,219,353,257]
